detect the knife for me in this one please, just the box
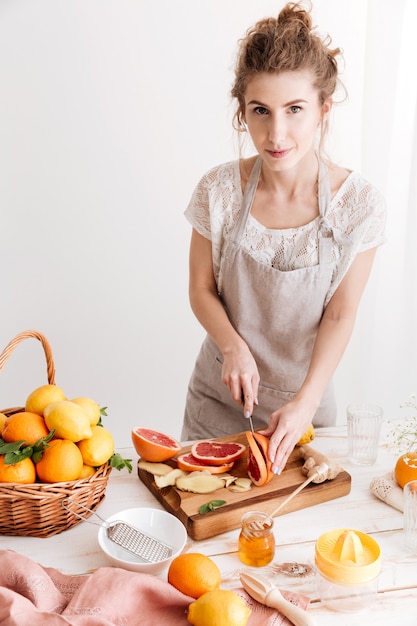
[242,392,255,434]
[240,572,317,626]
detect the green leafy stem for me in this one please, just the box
[199,499,226,515]
[0,430,55,464]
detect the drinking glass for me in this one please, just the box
[347,404,383,466]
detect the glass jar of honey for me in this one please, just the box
[238,511,275,567]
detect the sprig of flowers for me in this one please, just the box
[387,394,417,454]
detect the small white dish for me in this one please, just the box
[98,507,187,575]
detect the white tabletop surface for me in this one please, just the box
[1,424,416,625]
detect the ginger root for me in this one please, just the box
[298,444,342,483]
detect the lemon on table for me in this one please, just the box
[25,384,66,416]
[187,589,251,626]
[77,425,114,466]
[44,400,92,442]
[71,397,101,426]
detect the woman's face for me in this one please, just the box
[243,70,331,171]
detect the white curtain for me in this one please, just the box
[334,0,417,422]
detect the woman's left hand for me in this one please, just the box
[259,400,316,474]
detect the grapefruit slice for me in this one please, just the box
[177,453,234,474]
[246,431,274,486]
[191,440,246,466]
[131,427,181,462]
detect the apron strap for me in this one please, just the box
[231,157,262,243]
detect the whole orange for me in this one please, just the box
[35,439,83,483]
[394,451,417,488]
[0,455,36,484]
[167,553,221,599]
[1,411,50,445]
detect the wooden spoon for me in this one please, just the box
[249,462,329,531]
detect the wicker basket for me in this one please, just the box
[0,330,112,538]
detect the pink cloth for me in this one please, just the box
[0,550,310,625]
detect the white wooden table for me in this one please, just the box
[1,425,416,624]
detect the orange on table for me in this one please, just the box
[1,411,50,445]
[0,455,36,484]
[35,439,83,483]
[167,553,221,599]
[394,451,417,488]
[25,384,66,416]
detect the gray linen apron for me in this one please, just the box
[182,156,337,440]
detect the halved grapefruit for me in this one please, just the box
[191,440,246,466]
[246,431,274,486]
[131,427,181,462]
[177,453,235,474]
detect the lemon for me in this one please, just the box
[80,464,96,478]
[296,424,315,446]
[25,384,66,416]
[187,590,251,626]
[71,397,101,426]
[77,425,114,466]
[44,400,92,442]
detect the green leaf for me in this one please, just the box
[1,430,56,465]
[5,445,33,464]
[110,453,133,473]
[198,499,226,515]
[0,440,25,454]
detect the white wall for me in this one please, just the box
[0,1,407,449]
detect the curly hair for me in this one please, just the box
[231,1,343,143]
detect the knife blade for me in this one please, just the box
[241,391,255,434]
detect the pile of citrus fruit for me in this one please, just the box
[0,384,130,484]
[167,552,251,626]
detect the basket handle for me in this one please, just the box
[0,330,56,385]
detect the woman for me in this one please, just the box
[181,1,386,475]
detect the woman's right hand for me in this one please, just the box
[221,345,260,418]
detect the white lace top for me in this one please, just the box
[185,159,386,306]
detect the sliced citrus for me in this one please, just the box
[394,451,417,488]
[246,431,274,486]
[177,452,234,474]
[131,427,181,462]
[191,440,246,466]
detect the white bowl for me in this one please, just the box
[98,507,187,575]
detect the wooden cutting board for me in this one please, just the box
[137,432,351,541]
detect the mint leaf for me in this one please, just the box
[110,453,133,473]
[199,499,226,515]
